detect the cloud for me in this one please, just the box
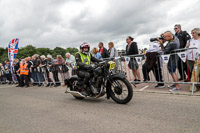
[0,0,199,50]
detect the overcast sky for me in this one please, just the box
[0,0,199,50]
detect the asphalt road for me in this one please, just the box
[0,85,200,133]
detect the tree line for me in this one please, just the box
[0,45,79,63]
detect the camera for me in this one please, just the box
[150,35,164,42]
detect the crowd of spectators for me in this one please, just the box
[0,24,200,92]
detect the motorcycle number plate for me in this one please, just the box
[108,61,116,70]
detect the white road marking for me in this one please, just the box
[139,85,149,91]
[0,86,14,88]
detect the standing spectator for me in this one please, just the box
[19,59,29,87]
[31,56,37,85]
[65,53,75,67]
[54,55,70,86]
[159,31,180,92]
[4,61,13,84]
[185,28,200,81]
[46,55,55,87]
[98,42,109,58]
[0,63,6,84]
[40,55,54,87]
[92,47,102,59]
[31,54,43,86]
[65,53,76,75]
[108,42,119,69]
[26,57,33,82]
[174,24,191,80]
[142,42,164,88]
[40,55,47,84]
[13,58,21,87]
[126,36,141,83]
[52,56,61,87]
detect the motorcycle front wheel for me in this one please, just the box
[108,77,133,104]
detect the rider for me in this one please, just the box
[75,42,102,95]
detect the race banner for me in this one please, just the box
[177,52,186,62]
[8,38,19,81]
[124,56,130,64]
[135,57,143,65]
[115,57,121,60]
[161,54,170,64]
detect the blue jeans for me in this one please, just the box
[32,72,38,84]
[37,72,43,85]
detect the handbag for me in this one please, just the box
[62,65,69,73]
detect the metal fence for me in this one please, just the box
[0,48,199,95]
[110,48,199,95]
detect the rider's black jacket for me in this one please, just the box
[75,52,101,71]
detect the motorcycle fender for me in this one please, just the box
[110,73,126,79]
[68,75,78,87]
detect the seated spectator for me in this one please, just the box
[92,47,102,59]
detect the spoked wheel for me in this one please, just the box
[108,77,133,104]
[70,78,85,100]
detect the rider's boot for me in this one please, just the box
[90,85,98,95]
[81,85,89,96]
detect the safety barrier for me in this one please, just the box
[0,48,199,95]
[107,48,199,95]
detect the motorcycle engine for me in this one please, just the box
[91,76,103,92]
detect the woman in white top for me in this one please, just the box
[108,42,119,70]
[186,28,200,80]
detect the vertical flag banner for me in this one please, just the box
[135,57,143,65]
[177,52,186,62]
[8,38,19,81]
[161,54,170,64]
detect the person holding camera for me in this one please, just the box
[174,24,191,81]
[142,42,164,88]
[158,31,180,92]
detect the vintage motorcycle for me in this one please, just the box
[65,59,133,104]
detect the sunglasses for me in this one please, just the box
[191,32,195,34]
[174,28,178,30]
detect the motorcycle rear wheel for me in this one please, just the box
[70,78,85,100]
